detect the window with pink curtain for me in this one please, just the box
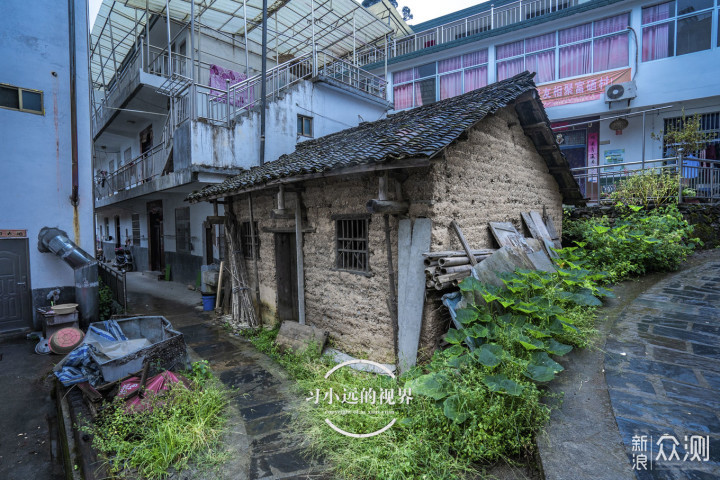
[593,33,629,71]
[463,49,488,67]
[440,72,462,100]
[393,68,414,84]
[497,40,524,60]
[464,66,488,92]
[642,23,674,60]
[415,78,436,106]
[559,23,592,44]
[594,14,630,36]
[642,2,674,23]
[526,50,555,83]
[393,84,413,110]
[526,32,556,53]
[438,56,462,73]
[497,58,524,81]
[560,42,591,78]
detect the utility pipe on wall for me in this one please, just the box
[68,0,79,207]
[295,193,306,325]
[259,0,268,166]
[38,228,99,327]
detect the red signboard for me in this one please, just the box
[0,230,27,238]
[540,68,632,108]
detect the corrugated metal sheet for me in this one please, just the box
[91,0,393,89]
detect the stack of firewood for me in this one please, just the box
[423,249,495,290]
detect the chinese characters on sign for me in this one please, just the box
[540,68,631,108]
[306,387,413,406]
[587,132,599,182]
[0,230,27,238]
[632,434,711,471]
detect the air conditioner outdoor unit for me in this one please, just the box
[605,81,637,103]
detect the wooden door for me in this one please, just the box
[274,233,298,322]
[147,200,164,272]
[0,239,32,332]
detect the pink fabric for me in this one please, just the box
[393,68,414,84]
[209,65,250,107]
[497,40,524,60]
[642,23,672,61]
[393,83,413,109]
[119,371,184,413]
[642,2,673,24]
[594,14,629,36]
[526,50,555,83]
[559,23,592,45]
[594,33,629,71]
[497,58,524,81]
[464,66,488,92]
[440,72,462,100]
[463,49,488,67]
[438,56,462,74]
[526,33,556,53]
[560,42,591,78]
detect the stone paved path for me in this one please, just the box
[126,273,325,480]
[605,261,720,479]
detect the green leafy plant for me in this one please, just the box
[609,168,680,207]
[83,362,230,479]
[658,111,714,158]
[564,204,699,282]
[98,281,121,321]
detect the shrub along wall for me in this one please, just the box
[566,204,720,249]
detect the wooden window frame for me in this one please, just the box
[334,215,370,275]
[131,214,141,246]
[297,114,313,138]
[240,221,260,259]
[175,207,191,254]
[0,83,44,115]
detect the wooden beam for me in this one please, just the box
[450,220,477,266]
[366,199,409,215]
[206,215,225,224]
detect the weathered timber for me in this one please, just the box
[366,199,410,215]
[450,220,478,266]
[422,249,496,259]
[489,221,523,248]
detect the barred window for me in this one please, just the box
[175,207,191,253]
[335,217,369,273]
[240,221,260,258]
[131,214,141,246]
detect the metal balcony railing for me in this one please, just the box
[570,157,720,204]
[95,143,168,200]
[355,0,582,66]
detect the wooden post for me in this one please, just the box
[295,193,306,325]
[215,260,224,312]
[384,214,398,362]
[451,220,477,266]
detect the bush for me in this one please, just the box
[608,168,679,207]
[564,204,699,282]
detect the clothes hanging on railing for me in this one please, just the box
[209,64,252,107]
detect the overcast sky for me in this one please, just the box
[88,0,485,31]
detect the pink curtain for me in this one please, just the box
[593,33,629,71]
[497,58,524,81]
[415,79,436,106]
[209,65,249,106]
[464,66,488,92]
[559,23,592,44]
[594,14,629,36]
[642,2,673,24]
[393,68,414,84]
[393,84,413,110]
[440,72,462,100]
[642,23,672,60]
[526,32,556,53]
[497,40,524,60]
[526,50,555,83]
[463,49,488,67]
[560,42,591,78]
[438,56,462,74]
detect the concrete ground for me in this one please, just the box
[0,333,65,480]
[125,272,325,480]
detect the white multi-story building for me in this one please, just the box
[0,0,94,332]
[360,0,720,202]
[90,0,394,284]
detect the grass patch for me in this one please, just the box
[83,361,230,479]
[240,248,607,479]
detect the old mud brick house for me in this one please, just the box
[188,72,583,365]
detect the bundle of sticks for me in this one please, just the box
[423,249,496,290]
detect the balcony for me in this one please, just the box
[355,0,586,66]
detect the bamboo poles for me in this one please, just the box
[224,205,258,328]
[422,250,495,290]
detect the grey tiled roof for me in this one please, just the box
[188,71,583,203]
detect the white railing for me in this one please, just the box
[96,143,167,200]
[147,45,191,79]
[355,0,581,66]
[570,157,720,204]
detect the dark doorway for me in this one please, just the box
[147,200,164,272]
[0,239,32,332]
[274,233,298,322]
[559,129,588,197]
[114,215,121,248]
[140,125,153,154]
[205,222,214,264]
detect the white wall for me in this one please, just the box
[0,0,93,291]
